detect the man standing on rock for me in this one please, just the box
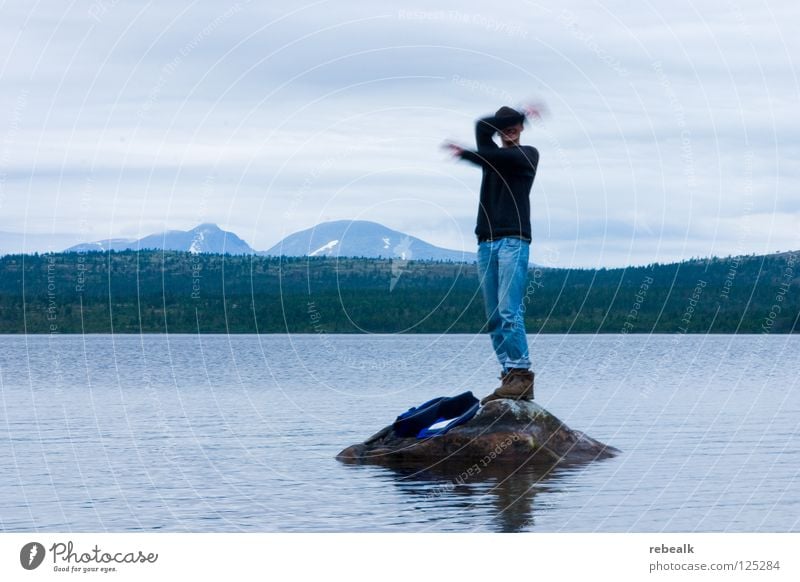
[444,105,540,404]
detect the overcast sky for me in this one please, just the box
[0,0,797,267]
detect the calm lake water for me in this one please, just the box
[0,334,797,532]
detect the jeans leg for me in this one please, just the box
[477,241,507,370]
[496,238,531,369]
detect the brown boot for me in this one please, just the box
[492,370,509,392]
[481,368,534,405]
[494,368,533,401]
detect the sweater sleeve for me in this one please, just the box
[458,113,535,170]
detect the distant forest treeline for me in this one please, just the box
[0,250,797,333]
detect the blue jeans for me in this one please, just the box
[477,237,531,371]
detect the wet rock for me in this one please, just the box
[336,399,619,466]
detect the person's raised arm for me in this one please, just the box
[456,111,536,169]
[474,114,511,151]
[461,141,539,170]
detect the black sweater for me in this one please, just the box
[459,113,539,242]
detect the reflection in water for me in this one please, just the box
[367,459,592,533]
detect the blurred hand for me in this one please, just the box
[441,141,465,157]
[520,101,548,120]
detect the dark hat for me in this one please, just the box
[494,106,525,132]
[495,105,522,118]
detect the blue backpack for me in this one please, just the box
[392,391,480,439]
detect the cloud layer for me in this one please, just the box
[1,0,798,267]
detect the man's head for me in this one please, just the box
[495,106,524,147]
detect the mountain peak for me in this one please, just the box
[65,223,255,255]
[264,219,476,262]
[192,223,223,232]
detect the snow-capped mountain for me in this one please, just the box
[263,220,477,262]
[61,220,477,262]
[65,223,256,255]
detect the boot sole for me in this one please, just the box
[480,392,534,405]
